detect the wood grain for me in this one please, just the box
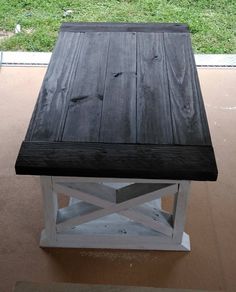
[17,23,218,181]
[62,32,110,142]
[164,32,211,145]
[61,22,189,33]
[26,32,85,141]
[137,32,173,143]
[15,142,218,181]
[99,32,137,143]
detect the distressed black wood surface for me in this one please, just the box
[26,32,85,141]
[62,32,110,142]
[16,22,218,181]
[137,33,173,143]
[164,33,211,145]
[99,32,137,143]
[16,142,218,181]
[61,22,189,33]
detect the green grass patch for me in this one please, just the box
[0,0,235,53]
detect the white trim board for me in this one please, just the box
[0,51,51,66]
[194,54,236,67]
[0,51,236,67]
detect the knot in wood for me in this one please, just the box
[153,55,160,61]
[113,72,123,78]
[70,96,89,102]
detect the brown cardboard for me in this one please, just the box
[14,281,220,292]
[0,67,235,292]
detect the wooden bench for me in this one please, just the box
[15,22,218,251]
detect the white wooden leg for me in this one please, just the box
[172,181,191,244]
[40,176,58,245]
[39,176,191,251]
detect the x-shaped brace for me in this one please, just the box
[53,181,177,237]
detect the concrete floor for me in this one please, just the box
[0,67,236,292]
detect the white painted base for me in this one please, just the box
[40,230,190,251]
[39,177,191,251]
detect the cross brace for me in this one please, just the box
[40,176,191,251]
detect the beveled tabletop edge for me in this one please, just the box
[15,141,218,181]
[60,22,189,33]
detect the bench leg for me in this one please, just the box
[40,176,191,251]
[172,181,191,244]
[40,176,58,245]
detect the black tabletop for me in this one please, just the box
[15,22,218,181]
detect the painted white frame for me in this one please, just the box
[1,51,236,67]
[40,176,191,251]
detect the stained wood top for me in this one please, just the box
[15,22,218,181]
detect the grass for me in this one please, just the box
[0,0,235,53]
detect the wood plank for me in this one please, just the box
[137,32,173,143]
[53,176,183,184]
[25,31,68,141]
[54,183,113,210]
[164,33,212,145]
[99,32,136,143]
[172,181,191,243]
[15,142,218,181]
[40,176,58,242]
[61,22,189,33]
[40,230,190,250]
[57,201,101,224]
[58,182,117,204]
[26,32,85,141]
[122,210,173,237]
[62,32,110,142]
[116,183,174,204]
[133,204,172,228]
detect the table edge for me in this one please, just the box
[60,22,189,33]
[15,141,218,181]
